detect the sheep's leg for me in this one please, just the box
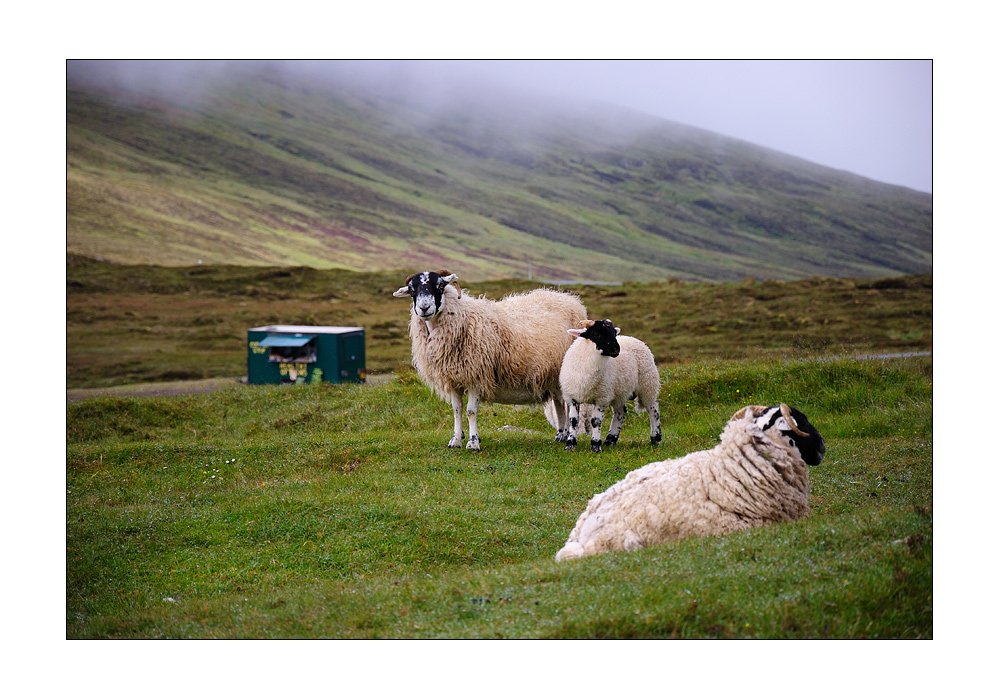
[447,389,465,448]
[590,405,606,453]
[553,400,569,442]
[465,391,481,451]
[565,400,580,450]
[648,400,662,446]
[605,404,627,447]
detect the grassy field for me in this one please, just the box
[67,355,931,639]
[65,258,932,638]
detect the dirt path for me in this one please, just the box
[66,377,242,402]
[66,374,395,402]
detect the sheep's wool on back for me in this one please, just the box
[556,408,811,560]
[409,285,585,404]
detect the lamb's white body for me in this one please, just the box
[555,405,821,561]
[559,330,661,451]
[397,273,587,450]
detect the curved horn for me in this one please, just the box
[780,403,810,437]
[732,405,768,422]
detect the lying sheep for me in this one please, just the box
[393,270,587,450]
[560,319,662,452]
[555,404,826,561]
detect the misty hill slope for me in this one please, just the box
[66,64,932,282]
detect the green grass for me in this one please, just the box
[67,357,932,638]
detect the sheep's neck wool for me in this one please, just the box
[562,339,608,397]
[707,414,810,520]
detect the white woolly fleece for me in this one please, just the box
[555,405,812,561]
[408,285,587,406]
[559,334,660,413]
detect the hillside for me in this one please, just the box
[66,62,932,283]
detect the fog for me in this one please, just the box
[68,59,932,193]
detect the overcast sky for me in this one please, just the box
[380,60,932,193]
[69,59,932,193]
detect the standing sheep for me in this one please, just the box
[555,404,826,561]
[560,319,662,452]
[393,270,587,450]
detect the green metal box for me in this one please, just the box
[247,325,365,385]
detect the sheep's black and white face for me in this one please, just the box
[569,319,621,358]
[393,271,458,321]
[755,405,826,466]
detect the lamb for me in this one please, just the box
[555,403,826,561]
[559,319,662,452]
[393,270,587,451]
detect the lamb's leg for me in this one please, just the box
[605,404,627,446]
[648,400,662,446]
[448,389,465,448]
[465,391,481,451]
[590,405,606,453]
[565,400,580,450]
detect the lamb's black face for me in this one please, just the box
[756,405,826,466]
[392,271,455,320]
[580,319,621,358]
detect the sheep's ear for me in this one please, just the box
[394,273,416,297]
[567,328,586,337]
[438,272,458,285]
[615,327,621,336]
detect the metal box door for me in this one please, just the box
[338,332,366,382]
